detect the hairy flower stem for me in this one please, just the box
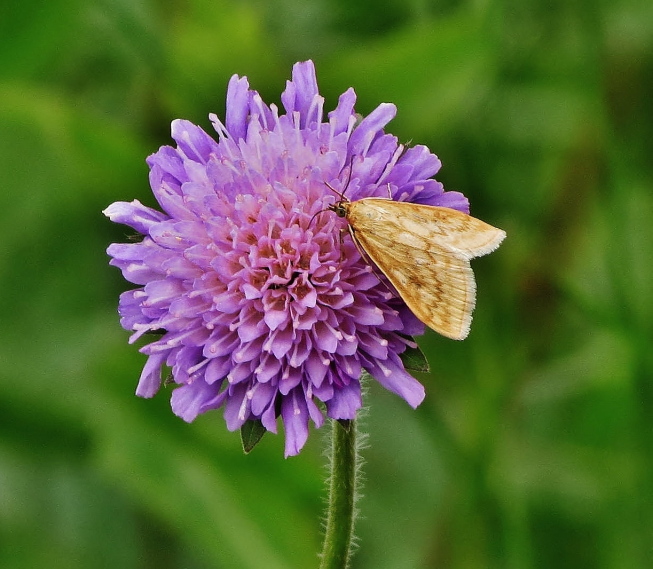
[319,418,358,569]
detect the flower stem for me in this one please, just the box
[319,418,358,569]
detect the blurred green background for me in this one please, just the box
[1,0,652,567]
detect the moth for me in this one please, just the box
[329,196,506,340]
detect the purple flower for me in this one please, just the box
[104,60,468,456]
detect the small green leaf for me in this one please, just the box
[400,341,430,373]
[240,419,267,454]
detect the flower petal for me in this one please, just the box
[348,103,397,157]
[103,200,167,234]
[103,60,477,456]
[135,352,166,398]
[281,60,319,126]
[225,74,251,141]
[281,389,310,457]
[171,380,227,422]
[364,356,425,409]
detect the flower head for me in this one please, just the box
[104,60,468,456]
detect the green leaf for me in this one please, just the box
[399,341,430,373]
[240,419,267,454]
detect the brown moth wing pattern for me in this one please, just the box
[344,199,506,340]
[350,199,506,259]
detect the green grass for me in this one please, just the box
[1,0,652,567]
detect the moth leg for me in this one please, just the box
[337,226,348,262]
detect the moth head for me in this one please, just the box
[328,201,349,218]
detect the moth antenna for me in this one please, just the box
[312,159,357,229]
[308,207,330,229]
[324,181,347,202]
[317,154,360,233]
[341,154,355,198]
[325,154,357,204]
[318,157,356,229]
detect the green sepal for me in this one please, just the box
[240,419,267,454]
[337,419,352,432]
[399,338,430,373]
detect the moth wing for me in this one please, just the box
[356,199,506,259]
[347,200,488,340]
[355,230,476,340]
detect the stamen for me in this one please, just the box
[269,103,281,131]
[246,383,259,400]
[292,111,302,144]
[187,358,210,375]
[166,328,200,347]
[251,93,269,130]
[375,143,404,187]
[324,321,343,341]
[238,392,249,421]
[307,95,325,135]
[179,129,202,163]
[346,114,357,138]
[341,331,356,342]
[327,116,336,150]
[375,359,393,378]
[208,113,229,142]
[188,283,222,298]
